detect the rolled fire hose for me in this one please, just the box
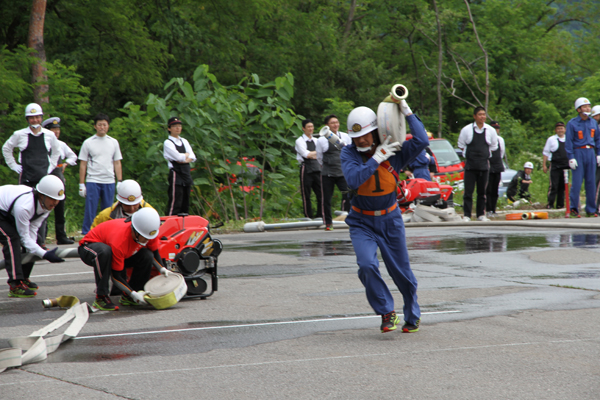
[505,211,549,220]
[319,126,345,148]
[0,247,79,271]
[0,297,90,374]
[142,272,187,310]
[377,84,408,145]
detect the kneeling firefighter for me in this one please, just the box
[91,179,153,228]
[78,207,170,311]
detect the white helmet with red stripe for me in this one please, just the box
[347,107,377,138]
[116,179,143,205]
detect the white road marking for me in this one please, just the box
[75,310,461,340]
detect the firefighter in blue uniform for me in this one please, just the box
[565,97,600,217]
[340,100,427,333]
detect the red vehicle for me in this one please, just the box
[428,138,465,184]
[155,214,222,299]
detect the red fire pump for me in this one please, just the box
[155,215,222,299]
[397,178,454,213]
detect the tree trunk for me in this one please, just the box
[344,0,357,38]
[28,0,48,104]
[432,0,443,137]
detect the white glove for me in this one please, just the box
[399,100,413,116]
[130,291,147,305]
[372,137,399,164]
[79,183,86,198]
[569,159,578,170]
[425,153,431,161]
[597,155,600,166]
[116,181,122,191]
[160,268,170,278]
[15,165,22,174]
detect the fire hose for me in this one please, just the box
[0,297,90,373]
[0,247,79,271]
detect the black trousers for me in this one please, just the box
[166,170,191,215]
[548,168,566,209]
[0,217,35,283]
[463,169,488,218]
[320,175,351,226]
[78,243,153,296]
[300,166,322,219]
[486,172,501,213]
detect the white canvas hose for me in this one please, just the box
[0,298,91,373]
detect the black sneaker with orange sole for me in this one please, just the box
[570,209,581,218]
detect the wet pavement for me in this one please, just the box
[1,224,600,399]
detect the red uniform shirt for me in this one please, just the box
[79,219,160,272]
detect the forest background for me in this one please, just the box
[1,0,600,232]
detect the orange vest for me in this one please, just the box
[357,161,397,197]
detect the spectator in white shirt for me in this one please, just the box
[295,119,322,218]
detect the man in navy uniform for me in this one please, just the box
[340,99,426,334]
[565,98,600,217]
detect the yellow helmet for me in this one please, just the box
[426,131,433,139]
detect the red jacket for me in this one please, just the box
[79,219,159,271]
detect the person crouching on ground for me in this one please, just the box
[340,99,427,333]
[507,162,534,203]
[78,207,170,311]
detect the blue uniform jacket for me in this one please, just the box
[341,114,428,211]
[408,148,434,170]
[565,115,600,160]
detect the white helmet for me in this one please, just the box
[524,162,534,169]
[116,179,143,205]
[25,103,43,117]
[574,97,591,111]
[591,105,600,117]
[347,106,378,138]
[36,175,65,200]
[131,207,160,239]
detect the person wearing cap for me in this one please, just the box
[486,121,505,217]
[42,117,78,244]
[3,104,61,248]
[457,106,499,222]
[542,122,568,209]
[316,114,352,231]
[2,103,61,188]
[507,162,534,202]
[0,175,66,298]
[295,119,322,219]
[79,114,123,234]
[164,117,196,216]
[565,98,600,217]
[91,179,154,229]
[78,207,171,311]
[340,99,425,334]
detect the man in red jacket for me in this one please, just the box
[78,207,170,310]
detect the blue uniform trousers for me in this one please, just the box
[82,182,115,234]
[412,167,431,181]
[345,208,420,324]
[570,148,597,214]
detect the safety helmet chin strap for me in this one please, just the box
[132,228,148,246]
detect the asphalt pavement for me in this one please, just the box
[1,221,600,399]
